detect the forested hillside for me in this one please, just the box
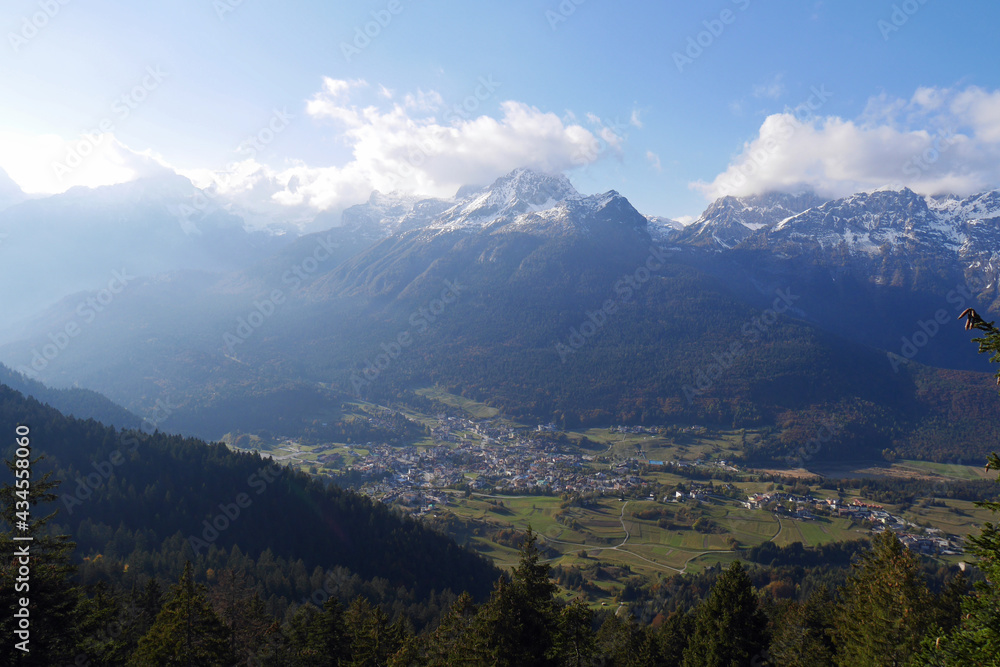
[0,381,498,614]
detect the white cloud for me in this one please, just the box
[0,130,171,194]
[693,86,1000,200]
[630,109,644,129]
[402,89,444,112]
[305,77,369,126]
[911,86,945,111]
[3,79,613,230]
[952,87,1000,143]
[263,79,605,210]
[174,79,611,228]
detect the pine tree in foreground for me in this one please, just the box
[0,454,83,666]
[128,561,235,666]
[681,560,769,667]
[832,530,933,666]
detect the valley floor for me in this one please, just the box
[224,387,991,606]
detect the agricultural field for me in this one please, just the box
[566,426,758,466]
[415,386,502,420]
[221,397,999,605]
[433,490,877,605]
[809,458,991,481]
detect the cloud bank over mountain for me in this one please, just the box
[694,86,1000,201]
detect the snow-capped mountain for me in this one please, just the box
[743,188,1000,289]
[645,215,684,240]
[431,168,581,230]
[672,186,1000,294]
[321,168,649,241]
[765,188,967,253]
[685,187,1000,258]
[328,191,454,239]
[678,191,827,249]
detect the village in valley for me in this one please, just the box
[223,388,983,588]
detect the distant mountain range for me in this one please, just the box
[3,168,1000,463]
[0,172,290,325]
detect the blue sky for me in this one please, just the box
[2,0,999,224]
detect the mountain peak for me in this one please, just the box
[432,168,580,230]
[482,167,579,207]
[681,191,826,249]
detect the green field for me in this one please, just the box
[569,427,738,461]
[893,460,991,481]
[436,492,874,604]
[416,386,501,420]
[223,407,995,606]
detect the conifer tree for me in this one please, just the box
[654,609,694,666]
[134,578,164,637]
[553,598,597,666]
[129,561,235,666]
[466,527,561,666]
[344,595,408,666]
[421,591,477,666]
[832,530,933,666]
[74,581,138,666]
[595,612,654,667]
[769,586,836,667]
[314,597,353,664]
[681,560,769,667]
[209,567,272,661]
[0,454,83,666]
